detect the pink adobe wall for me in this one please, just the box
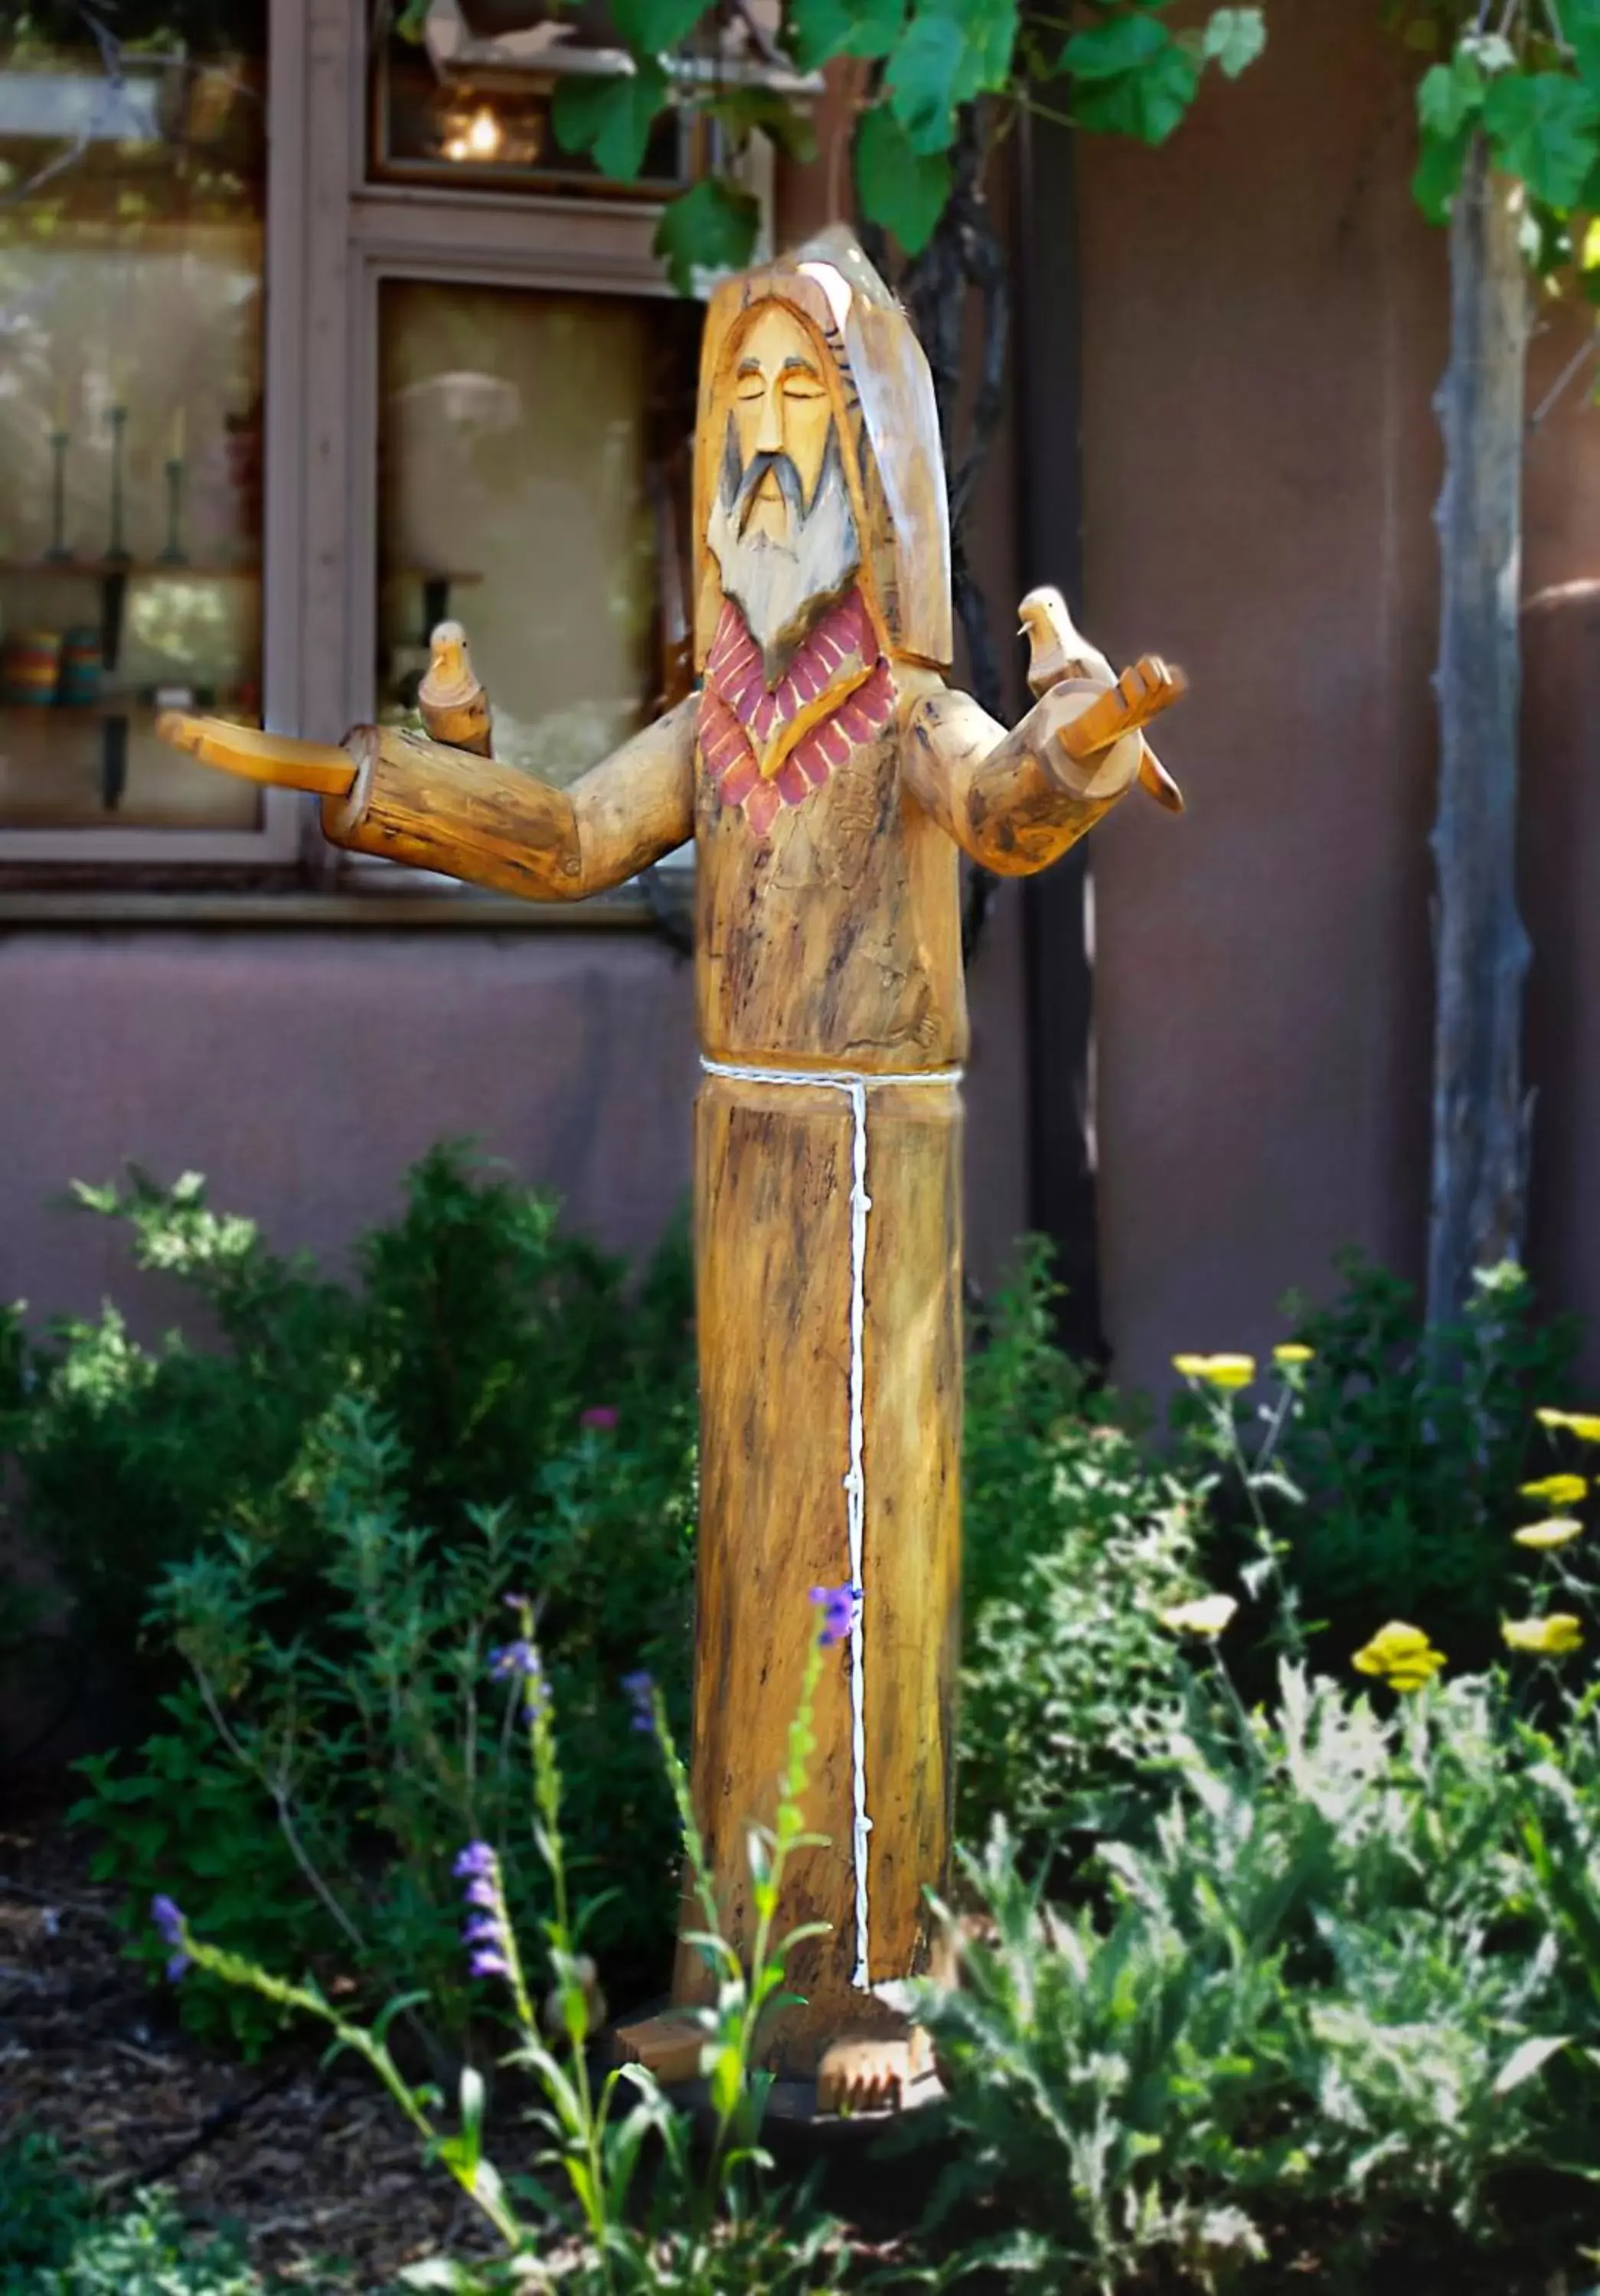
[0,900,1030,1347]
[1076,0,1600,1399]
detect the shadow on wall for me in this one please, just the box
[1523,576,1600,1393]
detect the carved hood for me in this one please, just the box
[691,227,953,675]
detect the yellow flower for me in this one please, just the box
[1158,1593,1239,1639]
[1352,1619,1446,1692]
[1535,1408,1600,1443]
[1171,1353,1256,1390]
[1502,1614,1585,1656]
[1513,1518,1585,1551]
[1519,1473,1588,1507]
[1272,1343,1314,1367]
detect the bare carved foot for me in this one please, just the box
[815,2026,933,2115]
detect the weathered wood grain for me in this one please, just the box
[324,700,697,899]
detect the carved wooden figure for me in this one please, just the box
[157,228,1185,2113]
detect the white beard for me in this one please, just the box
[706,445,861,680]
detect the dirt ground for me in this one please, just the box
[0,1789,504,2289]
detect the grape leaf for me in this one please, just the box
[1202,7,1265,80]
[703,84,818,161]
[654,178,760,295]
[1483,70,1600,207]
[1571,0,1600,96]
[1063,10,1168,80]
[551,61,670,181]
[1416,52,1483,142]
[612,0,711,54]
[887,13,967,153]
[1072,41,1200,143]
[854,102,953,253]
[925,0,1020,97]
[788,0,906,69]
[1412,122,1471,223]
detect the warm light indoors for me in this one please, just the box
[443,104,505,163]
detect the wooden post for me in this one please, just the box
[1426,136,1532,1325]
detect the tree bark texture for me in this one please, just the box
[1426,135,1532,1326]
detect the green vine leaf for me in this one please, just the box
[886,13,968,152]
[1063,9,1169,81]
[702,84,818,163]
[1417,51,1484,142]
[1482,70,1600,208]
[612,0,712,54]
[654,177,761,294]
[1570,0,1600,97]
[854,103,953,253]
[787,0,906,70]
[1070,35,1200,144]
[551,61,671,181]
[1412,122,1472,223]
[1202,7,1265,80]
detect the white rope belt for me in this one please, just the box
[700,1053,963,1990]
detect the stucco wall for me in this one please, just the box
[0,897,1030,1344]
[1076,0,1600,1396]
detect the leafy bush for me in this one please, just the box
[1193,1255,1581,1675]
[9,1145,695,1690]
[0,2136,309,2296]
[912,1655,1600,2292]
[155,1606,873,2296]
[28,1149,694,2050]
[959,1243,1207,1844]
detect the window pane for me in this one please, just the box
[377,281,699,789]
[0,8,266,833]
[371,5,691,196]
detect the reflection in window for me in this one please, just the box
[377,281,699,791]
[0,9,265,831]
[371,1,692,196]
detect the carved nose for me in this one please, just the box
[754,388,784,457]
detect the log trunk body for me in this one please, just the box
[678,693,966,2069]
[1427,136,1532,1324]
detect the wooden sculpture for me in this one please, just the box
[157,227,1185,2114]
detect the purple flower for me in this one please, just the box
[502,1591,531,1614]
[622,1668,655,1735]
[580,1405,619,1431]
[489,1638,549,1717]
[455,1842,515,1988]
[150,1893,190,1983]
[810,1582,863,1649]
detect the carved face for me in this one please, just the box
[705,300,861,679]
[728,305,834,541]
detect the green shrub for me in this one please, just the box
[959,1243,1207,1844]
[1202,1255,1581,1675]
[0,2137,312,2296]
[912,1658,1600,2292]
[10,1145,695,1693]
[34,1148,695,2051]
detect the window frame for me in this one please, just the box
[1,0,757,912]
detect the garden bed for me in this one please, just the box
[0,1789,501,2290]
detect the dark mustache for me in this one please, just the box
[733,450,806,529]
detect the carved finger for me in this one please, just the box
[155,712,359,797]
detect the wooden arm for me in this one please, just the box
[155,701,697,902]
[902,656,1186,876]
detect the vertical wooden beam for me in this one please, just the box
[1014,102,1106,1364]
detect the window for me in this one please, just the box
[0,0,776,907]
[376,280,699,788]
[0,4,282,859]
